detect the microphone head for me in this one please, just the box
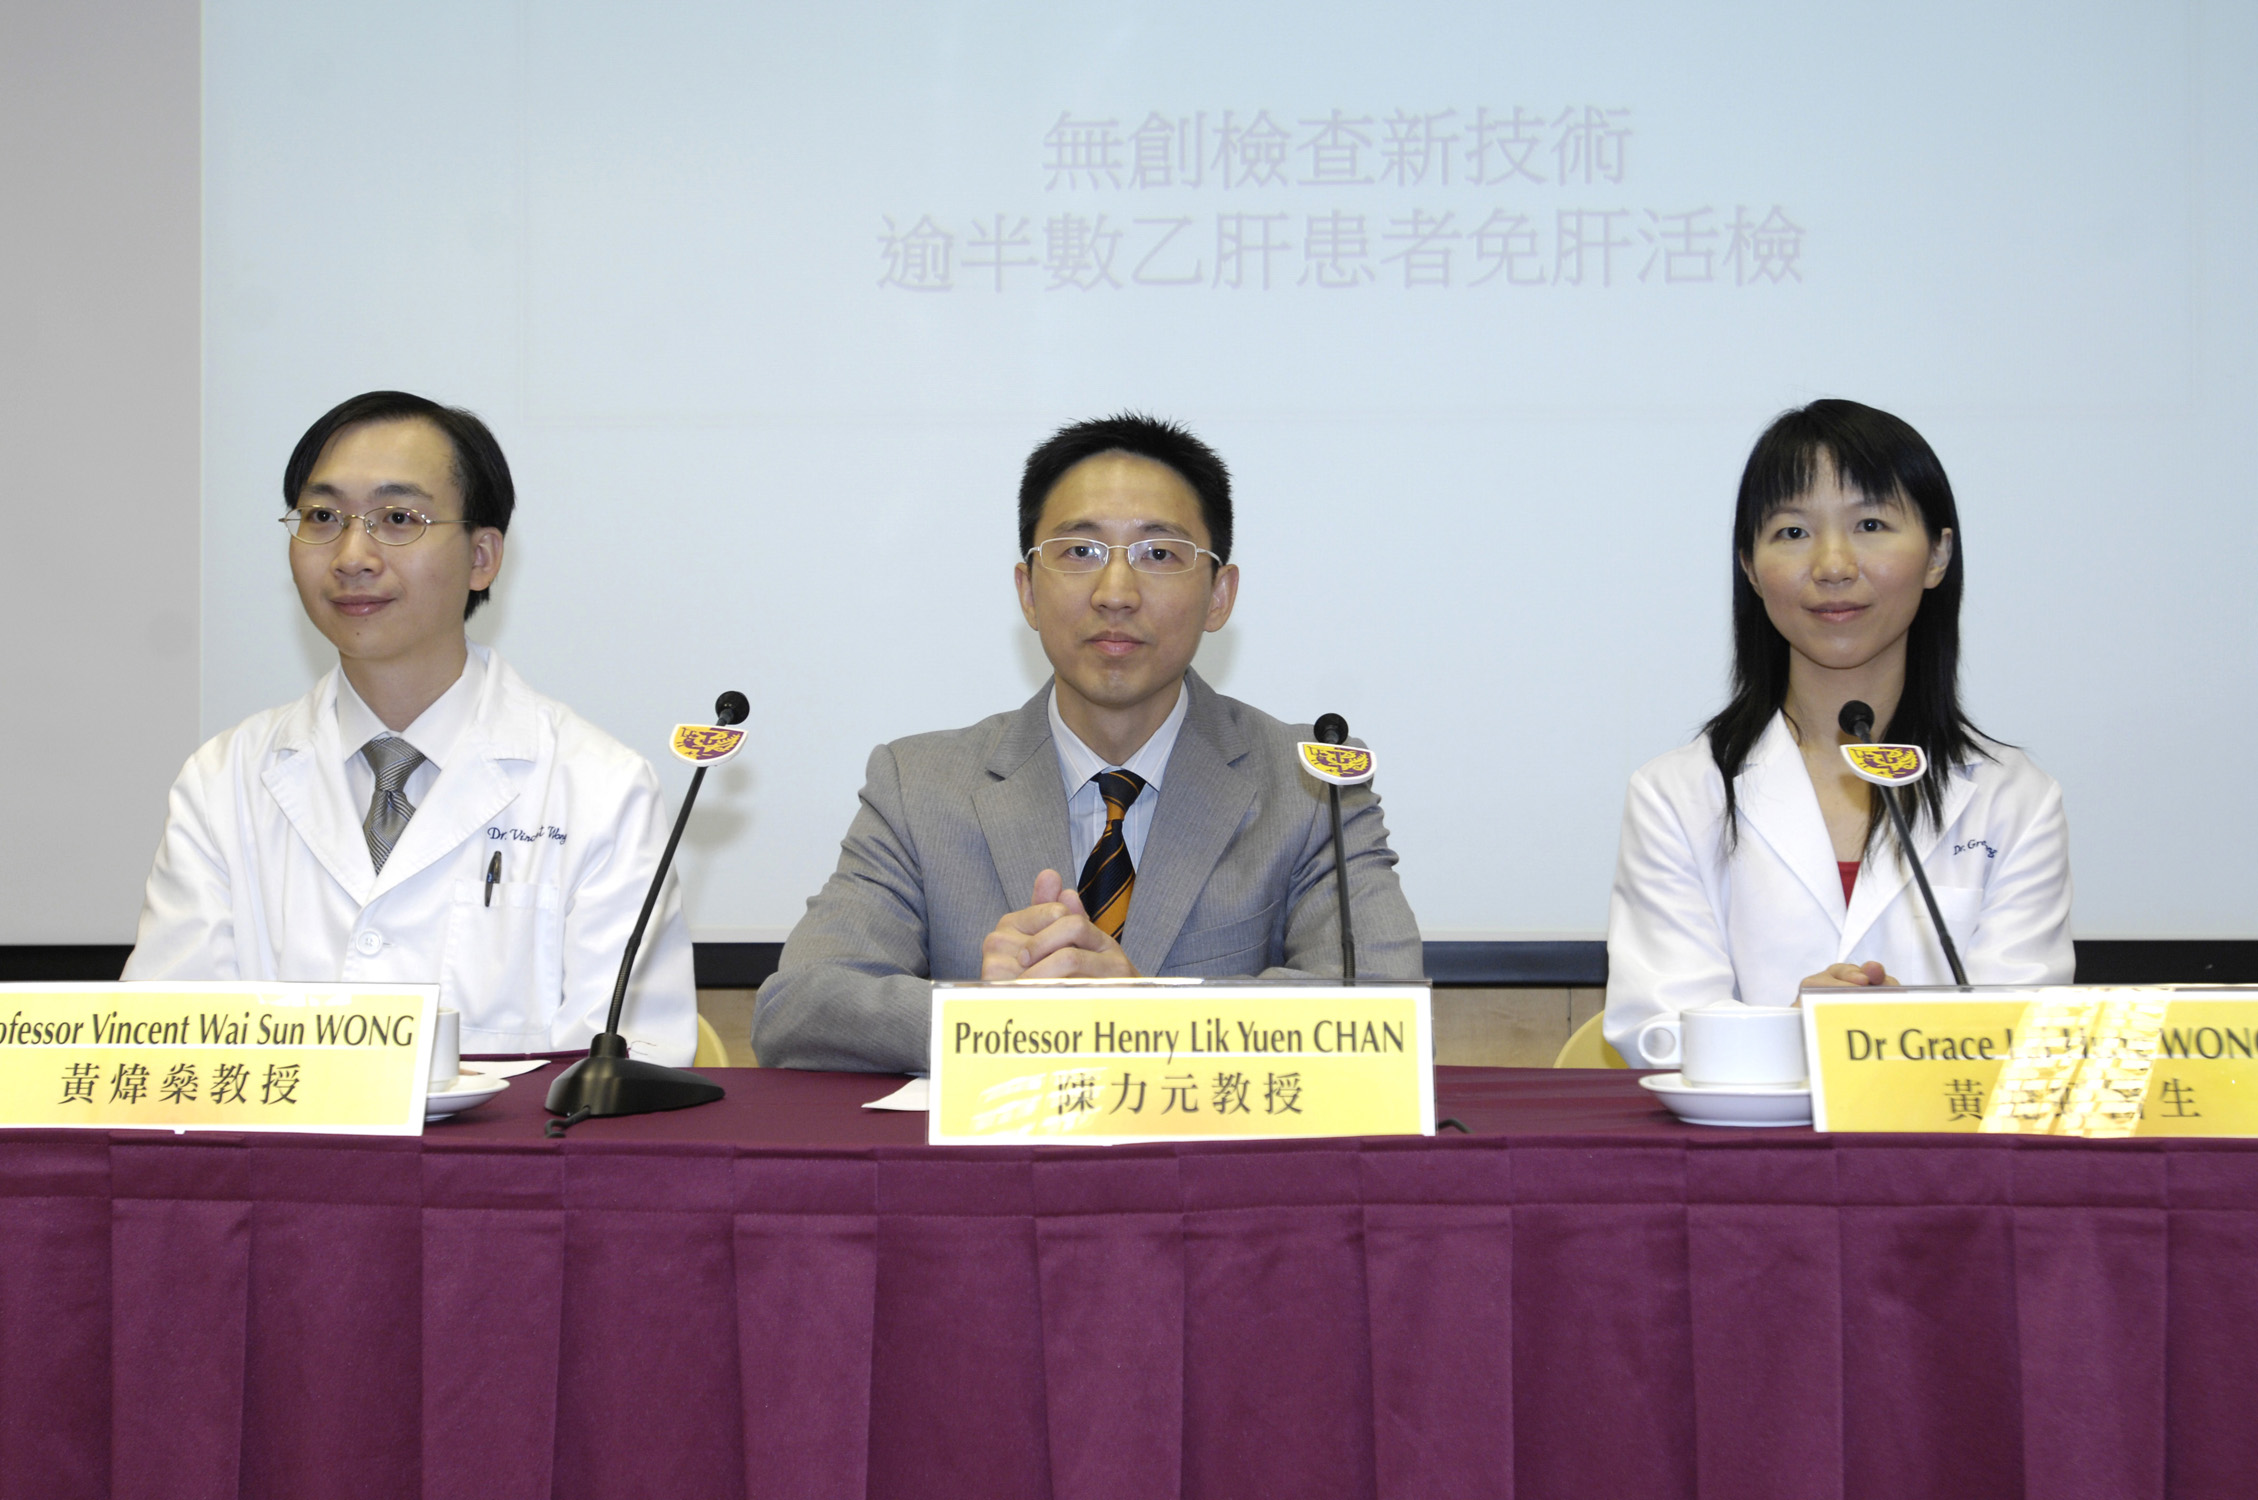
[1313,712,1349,746]
[714,690,750,726]
[1838,700,1875,740]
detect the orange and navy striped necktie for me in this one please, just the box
[1076,769,1147,942]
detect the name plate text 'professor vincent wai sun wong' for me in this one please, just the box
[928,981,1434,1145]
[0,982,439,1135]
[1804,986,2258,1137]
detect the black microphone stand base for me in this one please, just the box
[545,1032,724,1120]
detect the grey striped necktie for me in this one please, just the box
[360,736,427,875]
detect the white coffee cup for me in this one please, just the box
[429,1008,461,1091]
[1636,1004,1806,1089]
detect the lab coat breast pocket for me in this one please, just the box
[444,880,564,1030]
[1932,884,1984,943]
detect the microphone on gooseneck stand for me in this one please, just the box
[1838,700,1969,987]
[545,690,752,1131]
[1296,713,1372,985]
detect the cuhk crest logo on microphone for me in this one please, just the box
[670,724,747,765]
[1840,743,1927,786]
[1298,743,1376,786]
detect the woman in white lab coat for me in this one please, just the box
[1602,400,2073,1065]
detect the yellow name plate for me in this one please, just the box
[0,982,439,1135]
[927,981,1433,1145]
[1805,985,2258,1137]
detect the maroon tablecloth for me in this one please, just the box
[3,1064,2254,1500]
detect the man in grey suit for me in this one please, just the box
[752,414,1423,1073]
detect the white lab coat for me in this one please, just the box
[122,645,697,1063]
[1603,713,2073,1065]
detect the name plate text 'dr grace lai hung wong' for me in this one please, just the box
[928,981,1433,1145]
[1804,986,2258,1137]
[0,982,440,1135]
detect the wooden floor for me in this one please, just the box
[695,986,1606,1070]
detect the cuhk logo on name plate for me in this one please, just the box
[1297,743,1376,785]
[670,725,746,765]
[1840,743,1927,786]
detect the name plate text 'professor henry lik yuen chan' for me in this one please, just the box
[927,981,1433,1145]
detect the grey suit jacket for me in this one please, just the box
[752,671,1424,1072]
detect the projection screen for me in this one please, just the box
[199,0,2257,943]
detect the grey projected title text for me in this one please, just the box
[879,106,1805,294]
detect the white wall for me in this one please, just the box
[0,0,200,944]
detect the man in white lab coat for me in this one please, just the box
[123,391,696,1062]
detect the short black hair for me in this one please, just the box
[281,391,516,620]
[1017,412,1233,564]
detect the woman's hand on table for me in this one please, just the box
[1792,960,1897,1003]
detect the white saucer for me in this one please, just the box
[1639,1072,1812,1128]
[424,1072,510,1122]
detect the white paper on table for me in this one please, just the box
[460,1059,551,1079]
[862,1077,929,1111]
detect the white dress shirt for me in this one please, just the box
[335,649,486,836]
[1049,676,1191,877]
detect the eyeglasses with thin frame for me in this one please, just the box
[280,504,472,547]
[1024,535,1221,576]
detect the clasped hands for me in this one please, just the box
[981,869,1143,981]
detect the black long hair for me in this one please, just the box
[1704,399,1987,848]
